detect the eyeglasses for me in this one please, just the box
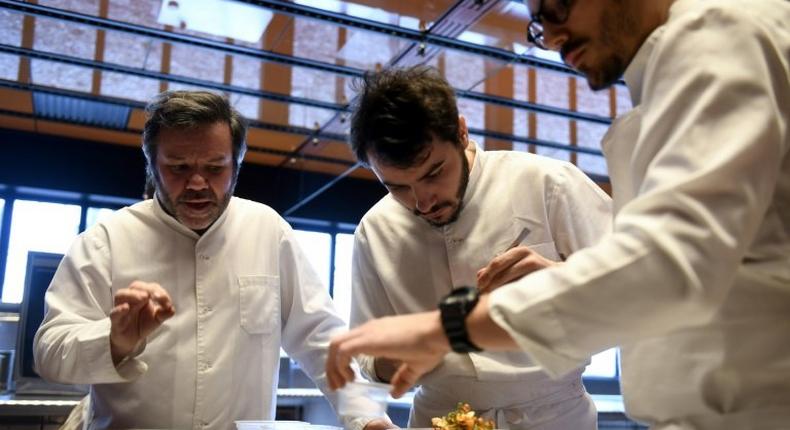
[526,0,572,50]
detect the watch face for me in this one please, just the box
[440,286,482,353]
[443,286,478,310]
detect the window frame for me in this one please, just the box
[287,216,355,299]
[0,187,622,393]
[0,184,136,311]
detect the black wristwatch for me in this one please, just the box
[439,286,482,353]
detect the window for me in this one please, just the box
[2,200,81,303]
[292,229,332,290]
[0,198,4,244]
[583,348,619,379]
[332,233,355,324]
[85,207,116,230]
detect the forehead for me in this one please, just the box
[156,122,232,158]
[368,139,457,181]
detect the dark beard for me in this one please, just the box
[583,1,636,90]
[584,56,628,91]
[423,147,471,228]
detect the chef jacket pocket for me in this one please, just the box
[507,220,561,261]
[525,241,561,261]
[238,275,280,335]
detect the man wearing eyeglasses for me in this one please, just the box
[327,1,790,429]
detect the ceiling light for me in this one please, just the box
[158,0,273,43]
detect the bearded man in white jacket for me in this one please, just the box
[327,1,790,429]
[345,66,612,429]
[33,91,392,430]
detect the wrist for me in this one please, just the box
[110,342,130,366]
[110,336,141,366]
[428,310,452,355]
[466,294,489,350]
[438,287,482,353]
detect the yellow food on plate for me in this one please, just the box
[431,402,495,430]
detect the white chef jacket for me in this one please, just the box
[488,0,790,428]
[34,196,374,430]
[351,143,612,428]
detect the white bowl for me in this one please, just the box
[234,420,310,430]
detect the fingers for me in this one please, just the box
[113,287,151,308]
[129,281,174,310]
[109,302,131,327]
[362,418,399,430]
[478,247,558,292]
[155,304,176,323]
[389,363,422,398]
[326,314,447,392]
[477,247,532,291]
[327,331,357,390]
[327,325,384,390]
[116,281,175,321]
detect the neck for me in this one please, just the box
[641,0,676,33]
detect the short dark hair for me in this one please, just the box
[349,66,461,168]
[142,90,248,180]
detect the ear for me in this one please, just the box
[458,115,469,148]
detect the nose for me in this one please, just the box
[412,187,436,214]
[186,173,209,190]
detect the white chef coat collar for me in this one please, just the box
[152,194,232,240]
[623,0,694,106]
[623,29,660,107]
[460,139,484,209]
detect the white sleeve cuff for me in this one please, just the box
[488,286,586,378]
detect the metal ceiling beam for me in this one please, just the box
[283,162,361,217]
[0,81,352,164]
[0,0,361,77]
[0,106,355,167]
[456,89,611,125]
[468,127,603,156]
[0,80,603,163]
[0,2,611,125]
[0,78,147,110]
[384,0,503,67]
[0,44,346,113]
[0,42,610,130]
[235,0,579,76]
[0,83,606,208]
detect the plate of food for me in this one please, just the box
[431,402,495,430]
